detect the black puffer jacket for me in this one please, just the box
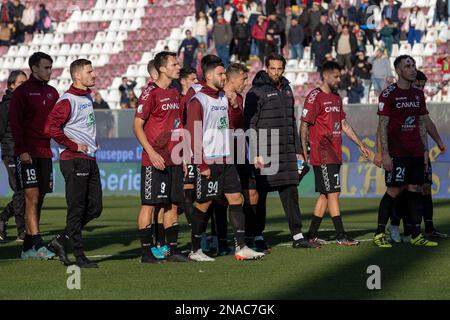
[244,71,301,188]
[0,90,14,159]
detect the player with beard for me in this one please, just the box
[185,57,264,261]
[301,61,370,246]
[374,55,438,248]
[375,70,448,242]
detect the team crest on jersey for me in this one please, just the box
[334,122,340,131]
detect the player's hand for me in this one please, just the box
[382,153,393,172]
[19,152,32,164]
[77,144,88,153]
[373,152,382,168]
[200,168,211,179]
[149,150,165,170]
[254,156,265,170]
[438,142,447,154]
[226,91,238,108]
[359,145,371,160]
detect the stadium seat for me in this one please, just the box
[105,31,117,42]
[112,9,124,20]
[81,10,93,22]
[54,56,67,69]
[295,72,308,86]
[424,43,437,56]
[0,69,9,82]
[6,46,18,58]
[69,44,82,56]
[425,30,438,43]
[12,57,25,69]
[94,31,107,43]
[398,43,412,56]
[303,46,311,60]
[101,43,114,55]
[17,45,29,57]
[411,43,424,56]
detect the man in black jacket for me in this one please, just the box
[0,70,27,241]
[244,54,319,251]
[311,31,331,71]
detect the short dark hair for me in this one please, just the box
[416,70,428,82]
[202,55,224,75]
[7,70,27,90]
[147,59,156,75]
[394,55,415,70]
[201,54,223,75]
[28,51,53,69]
[265,53,286,69]
[226,63,248,78]
[180,67,197,80]
[321,61,341,75]
[154,51,177,74]
[69,59,92,78]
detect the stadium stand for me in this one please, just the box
[0,0,449,108]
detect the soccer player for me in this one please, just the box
[0,70,27,242]
[9,52,59,259]
[185,56,264,261]
[301,61,371,246]
[374,55,438,248]
[245,53,317,250]
[379,70,448,241]
[45,59,102,268]
[134,51,189,263]
[224,63,257,254]
[178,67,198,225]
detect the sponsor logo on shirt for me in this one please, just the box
[217,116,228,129]
[79,103,91,111]
[267,93,278,98]
[395,101,420,108]
[307,89,320,104]
[402,116,416,131]
[160,98,171,102]
[325,106,340,112]
[382,84,396,98]
[161,102,179,111]
[211,105,227,111]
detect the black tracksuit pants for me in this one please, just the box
[251,185,303,238]
[60,158,102,257]
[0,156,25,234]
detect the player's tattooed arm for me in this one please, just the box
[342,119,370,159]
[379,115,393,171]
[341,119,363,146]
[419,115,429,152]
[300,120,309,161]
[379,116,389,155]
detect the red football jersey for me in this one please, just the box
[228,93,244,130]
[135,82,182,166]
[377,83,428,157]
[301,88,346,165]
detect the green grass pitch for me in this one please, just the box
[1,196,449,300]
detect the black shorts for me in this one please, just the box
[424,157,432,185]
[385,157,424,187]
[195,164,242,203]
[141,166,184,205]
[15,157,53,194]
[236,163,257,190]
[313,164,341,194]
[184,164,197,185]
